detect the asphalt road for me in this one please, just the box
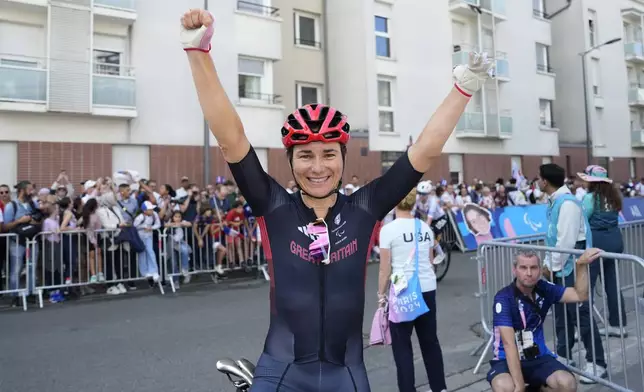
[0,251,641,392]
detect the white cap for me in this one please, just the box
[142,201,157,211]
[83,180,97,191]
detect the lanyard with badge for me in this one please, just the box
[513,285,542,360]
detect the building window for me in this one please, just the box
[378,78,394,132]
[588,9,597,47]
[591,58,600,96]
[238,56,265,100]
[296,83,321,106]
[375,16,390,58]
[630,158,636,178]
[295,11,320,48]
[535,43,552,73]
[94,49,121,75]
[539,99,554,128]
[381,151,403,174]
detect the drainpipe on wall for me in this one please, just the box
[322,0,331,105]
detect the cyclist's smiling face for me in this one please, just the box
[291,142,343,198]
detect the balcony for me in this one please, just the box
[495,51,509,81]
[235,1,282,60]
[499,111,513,137]
[455,112,511,138]
[453,48,509,80]
[632,129,644,148]
[92,62,137,117]
[236,0,279,17]
[93,0,136,22]
[0,56,47,112]
[480,0,506,18]
[238,90,282,105]
[455,112,484,136]
[448,0,479,18]
[628,83,644,106]
[624,42,644,63]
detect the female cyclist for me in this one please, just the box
[180,9,493,392]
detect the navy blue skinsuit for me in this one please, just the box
[228,147,423,392]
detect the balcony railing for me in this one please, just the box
[236,0,279,17]
[540,120,556,129]
[0,56,47,102]
[632,129,644,147]
[94,0,135,10]
[239,90,281,104]
[295,38,322,48]
[449,0,478,6]
[536,63,555,74]
[92,62,136,108]
[625,42,644,60]
[533,9,548,19]
[455,112,484,134]
[629,83,644,105]
[480,0,506,16]
[499,110,512,136]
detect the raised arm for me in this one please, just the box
[355,53,494,220]
[181,9,250,163]
[408,52,494,173]
[560,248,601,303]
[181,9,284,217]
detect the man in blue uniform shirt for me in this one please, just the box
[488,248,601,391]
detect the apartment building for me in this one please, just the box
[0,0,287,189]
[323,0,560,183]
[548,0,644,180]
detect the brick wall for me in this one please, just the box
[149,145,232,188]
[17,141,112,192]
[554,147,634,182]
[463,154,512,183]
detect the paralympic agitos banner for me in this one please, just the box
[452,198,644,252]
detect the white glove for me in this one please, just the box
[180,9,215,52]
[453,52,495,97]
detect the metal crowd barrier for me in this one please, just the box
[162,224,263,293]
[3,220,267,310]
[472,241,644,392]
[0,233,30,311]
[31,228,165,308]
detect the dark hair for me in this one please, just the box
[58,197,71,224]
[435,186,445,197]
[509,178,517,185]
[162,184,176,198]
[588,182,623,212]
[172,210,183,219]
[118,183,130,189]
[539,164,565,188]
[199,205,212,215]
[81,198,98,228]
[462,203,491,235]
[231,200,243,209]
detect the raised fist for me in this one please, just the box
[453,52,495,97]
[180,9,215,52]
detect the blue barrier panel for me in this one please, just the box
[452,198,644,251]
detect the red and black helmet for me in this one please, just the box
[281,104,350,148]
